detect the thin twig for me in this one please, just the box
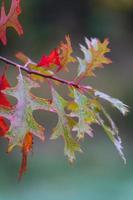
[0,56,93,91]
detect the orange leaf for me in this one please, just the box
[15,52,29,64]
[0,0,23,45]
[19,132,33,180]
[58,35,76,71]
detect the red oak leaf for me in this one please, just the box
[0,74,11,106]
[0,117,9,136]
[19,132,33,180]
[38,36,76,73]
[38,49,61,68]
[0,0,23,45]
[0,74,11,136]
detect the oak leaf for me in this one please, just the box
[51,87,82,162]
[0,0,23,45]
[58,35,76,71]
[68,86,127,163]
[0,73,11,136]
[76,38,112,80]
[38,49,61,68]
[0,72,53,177]
[68,87,97,139]
[37,36,76,72]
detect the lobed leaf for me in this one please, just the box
[68,87,97,139]
[0,73,12,136]
[0,0,23,45]
[51,87,82,163]
[37,35,76,73]
[58,35,76,71]
[0,71,53,177]
[76,38,112,81]
[37,49,61,69]
[94,90,129,115]
[86,95,126,163]
[69,87,126,163]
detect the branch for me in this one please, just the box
[0,56,93,91]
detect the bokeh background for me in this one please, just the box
[0,0,133,200]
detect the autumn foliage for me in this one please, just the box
[0,0,129,180]
[0,0,23,45]
[0,74,11,136]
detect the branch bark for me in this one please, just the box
[0,56,93,92]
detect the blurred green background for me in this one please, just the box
[0,0,133,200]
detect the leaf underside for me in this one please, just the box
[0,71,53,178]
[68,87,128,163]
[51,87,82,163]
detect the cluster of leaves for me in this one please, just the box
[0,0,129,179]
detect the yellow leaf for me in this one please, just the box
[86,38,112,76]
[77,38,112,79]
[58,35,76,71]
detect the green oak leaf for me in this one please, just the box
[68,87,98,139]
[69,87,126,163]
[51,87,82,163]
[0,72,53,151]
